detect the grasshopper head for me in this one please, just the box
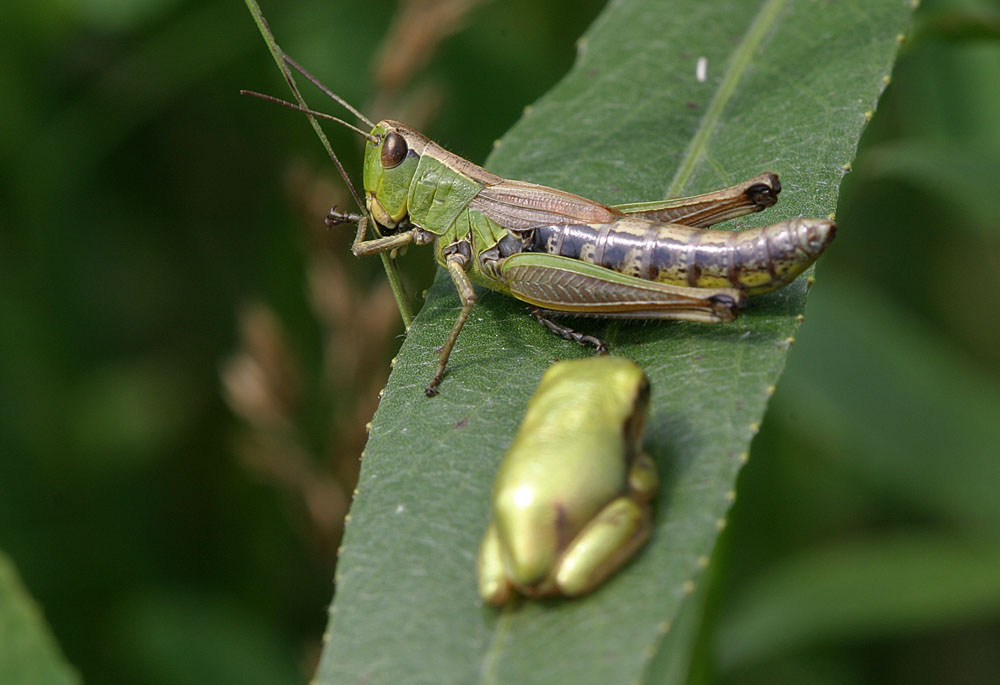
[362,121,427,229]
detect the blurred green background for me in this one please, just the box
[1,0,998,683]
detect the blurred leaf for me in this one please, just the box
[13,0,258,203]
[68,359,202,464]
[109,589,300,685]
[774,279,1000,533]
[0,551,78,685]
[75,0,183,32]
[861,139,1000,236]
[716,533,1000,671]
[310,0,913,682]
[909,3,1000,45]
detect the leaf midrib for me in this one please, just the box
[477,1,787,678]
[666,0,788,197]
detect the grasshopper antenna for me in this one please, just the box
[283,55,375,129]
[240,90,377,142]
[239,82,372,218]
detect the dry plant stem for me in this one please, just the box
[243,0,413,327]
[237,432,348,559]
[374,0,487,91]
[221,304,349,557]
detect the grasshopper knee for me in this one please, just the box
[710,292,745,321]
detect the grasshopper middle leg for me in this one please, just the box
[426,252,477,397]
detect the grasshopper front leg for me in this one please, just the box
[330,208,471,394]
[329,205,476,395]
[326,208,429,257]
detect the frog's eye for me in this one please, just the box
[380,131,408,168]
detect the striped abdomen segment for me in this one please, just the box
[529,216,836,295]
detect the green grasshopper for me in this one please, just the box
[247,58,835,396]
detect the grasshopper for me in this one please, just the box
[247,58,835,396]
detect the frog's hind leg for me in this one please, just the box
[553,496,651,597]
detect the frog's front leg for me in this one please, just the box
[554,452,658,597]
[628,451,659,504]
[477,523,512,605]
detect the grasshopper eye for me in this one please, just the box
[381,131,408,168]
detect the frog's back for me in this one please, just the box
[493,357,649,553]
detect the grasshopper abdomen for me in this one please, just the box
[529,216,835,296]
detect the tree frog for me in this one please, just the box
[477,356,658,604]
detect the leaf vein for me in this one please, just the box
[666,0,788,197]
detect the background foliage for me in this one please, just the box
[1,0,998,683]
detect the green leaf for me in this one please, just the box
[315,0,913,682]
[773,279,1000,532]
[716,533,1000,672]
[861,139,1000,237]
[0,551,79,685]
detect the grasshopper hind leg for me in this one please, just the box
[530,308,609,354]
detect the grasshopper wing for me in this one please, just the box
[471,179,624,230]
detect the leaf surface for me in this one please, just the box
[316,0,913,682]
[0,552,78,685]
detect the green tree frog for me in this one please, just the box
[478,356,658,604]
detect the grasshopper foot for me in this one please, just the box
[425,361,446,397]
[324,206,365,228]
[531,309,608,354]
[425,371,444,397]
